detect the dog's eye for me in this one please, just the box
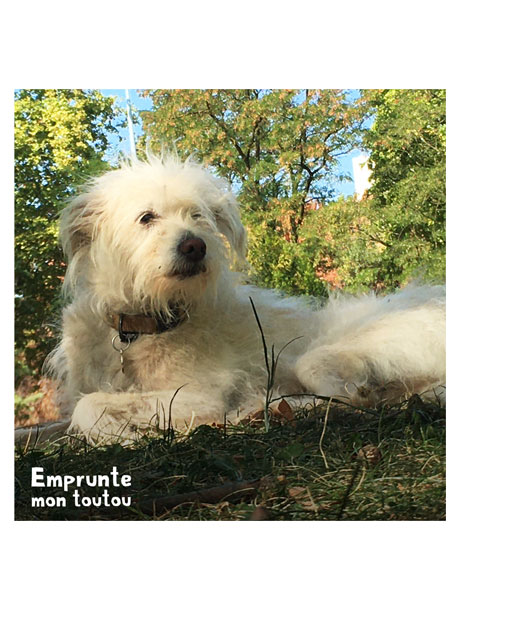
[191,212,202,220]
[139,212,157,226]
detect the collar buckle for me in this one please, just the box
[117,313,140,344]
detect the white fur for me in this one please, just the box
[47,155,445,443]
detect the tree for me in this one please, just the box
[15,89,122,379]
[361,89,446,288]
[140,89,366,295]
[302,89,446,292]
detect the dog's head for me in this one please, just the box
[60,155,247,315]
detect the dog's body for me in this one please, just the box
[47,156,445,442]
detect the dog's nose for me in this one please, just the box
[177,236,207,263]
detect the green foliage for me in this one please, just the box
[364,89,446,206]
[140,89,367,295]
[14,390,44,423]
[301,196,380,292]
[302,89,446,292]
[246,221,328,296]
[15,89,122,378]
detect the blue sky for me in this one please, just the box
[100,89,367,198]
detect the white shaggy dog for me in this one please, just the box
[47,155,445,443]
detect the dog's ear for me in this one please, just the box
[60,192,100,260]
[213,195,247,262]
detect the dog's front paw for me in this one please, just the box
[68,390,229,443]
[69,393,107,434]
[69,392,145,443]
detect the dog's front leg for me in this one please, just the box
[69,388,226,443]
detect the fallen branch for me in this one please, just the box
[14,419,71,449]
[136,478,262,516]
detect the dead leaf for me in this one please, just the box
[277,398,294,421]
[288,486,307,499]
[239,408,265,425]
[356,444,382,465]
[288,486,318,511]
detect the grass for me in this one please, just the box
[15,396,445,521]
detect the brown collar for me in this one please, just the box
[109,307,187,343]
